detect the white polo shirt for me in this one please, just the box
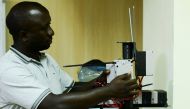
[0,47,74,109]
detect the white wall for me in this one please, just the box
[143,0,173,109]
[0,0,6,56]
[173,0,190,109]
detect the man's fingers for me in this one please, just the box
[117,73,131,80]
[129,84,139,90]
[125,79,137,86]
[102,70,110,75]
[99,70,110,78]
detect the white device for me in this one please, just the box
[106,59,135,83]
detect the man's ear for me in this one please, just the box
[18,30,28,42]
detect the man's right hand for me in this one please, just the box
[39,73,139,109]
[108,74,139,98]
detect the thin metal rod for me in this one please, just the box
[141,83,153,88]
[63,64,83,67]
[132,5,136,42]
[63,62,116,67]
[129,8,134,42]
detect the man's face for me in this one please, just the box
[23,9,54,51]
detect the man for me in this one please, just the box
[0,1,138,109]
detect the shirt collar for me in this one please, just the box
[10,47,46,64]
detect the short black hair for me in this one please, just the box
[6,1,48,40]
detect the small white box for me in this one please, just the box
[106,59,134,83]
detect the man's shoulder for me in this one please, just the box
[0,50,23,62]
[0,50,24,73]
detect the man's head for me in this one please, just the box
[6,1,54,51]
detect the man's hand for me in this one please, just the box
[108,74,139,98]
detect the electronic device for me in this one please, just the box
[63,1,168,108]
[63,41,168,109]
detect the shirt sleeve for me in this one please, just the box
[0,66,51,109]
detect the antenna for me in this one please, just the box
[128,0,136,42]
[128,0,137,60]
[129,8,134,42]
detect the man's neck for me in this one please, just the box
[12,44,41,61]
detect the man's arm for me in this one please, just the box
[38,74,139,109]
[68,82,93,92]
[39,86,112,109]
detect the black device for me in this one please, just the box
[133,90,168,107]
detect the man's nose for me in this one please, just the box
[48,27,54,36]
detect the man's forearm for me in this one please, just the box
[38,86,112,109]
[69,82,94,92]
